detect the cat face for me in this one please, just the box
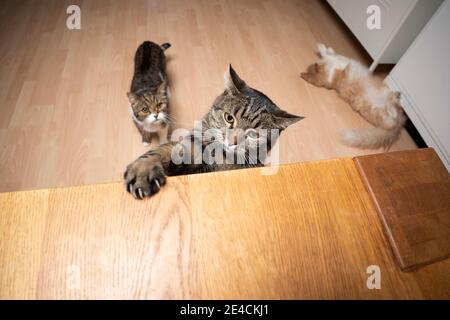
[127,85,168,125]
[202,65,304,160]
[300,62,329,87]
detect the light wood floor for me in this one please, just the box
[0,0,416,192]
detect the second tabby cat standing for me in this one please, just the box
[128,41,171,145]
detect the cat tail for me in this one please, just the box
[317,43,335,58]
[341,126,402,150]
[160,43,171,51]
[134,41,153,73]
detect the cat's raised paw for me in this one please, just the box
[124,160,166,200]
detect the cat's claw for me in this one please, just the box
[124,160,166,200]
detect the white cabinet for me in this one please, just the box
[386,1,450,170]
[327,0,443,71]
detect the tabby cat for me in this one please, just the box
[127,41,171,145]
[124,65,304,199]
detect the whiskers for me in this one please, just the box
[235,148,259,168]
[165,117,266,167]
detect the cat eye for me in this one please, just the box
[142,107,149,113]
[246,129,259,139]
[223,112,234,125]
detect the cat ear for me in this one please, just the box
[300,71,312,82]
[157,82,167,95]
[272,109,305,130]
[224,64,247,94]
[127,92,138,104]
[314,62,321,72]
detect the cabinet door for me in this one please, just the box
[328,0,416,59]
[388,1,450,170]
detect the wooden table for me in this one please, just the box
[1,157,449,299]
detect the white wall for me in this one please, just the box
[387,0,450,170]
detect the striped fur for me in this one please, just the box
[124,65,304,199]
[128,41,171,144]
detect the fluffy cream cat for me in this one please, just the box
[301,44,406,150]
